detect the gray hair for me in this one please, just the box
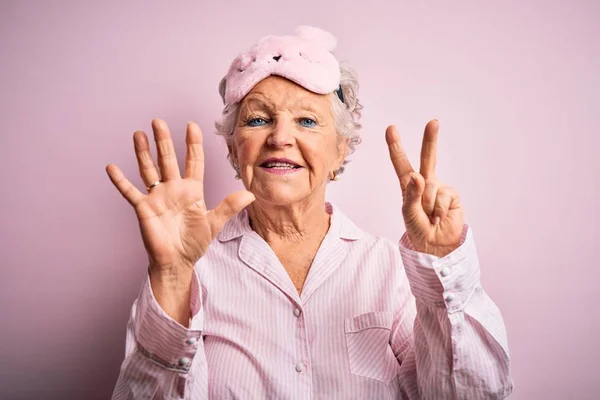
[214,63,363,176]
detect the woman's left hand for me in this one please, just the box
[386,120,464,258]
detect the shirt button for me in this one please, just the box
[294,308,301,317]
[178,357,191,367]
[445,293,455,302]
[295,363,304,372]
[440,267,450,277]
[186,337,197,345]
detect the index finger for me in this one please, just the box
[386,125,414,180]
[105,164,145,207]
[184,121,205,181]
[420,119,439,179]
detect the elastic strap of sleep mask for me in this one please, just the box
[335,85,344,104]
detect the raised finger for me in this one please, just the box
[420,120,439,179]
[184,121,205,181]
[151,118,181,181]
[105,164,144,206]
[134,130,161,187]
[386,125,414,182]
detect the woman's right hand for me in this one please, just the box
[105,119,254,323]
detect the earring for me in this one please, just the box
[330,169,339,181]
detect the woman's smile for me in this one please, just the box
[258,157,304,175]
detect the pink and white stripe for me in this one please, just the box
[112,203,513,399]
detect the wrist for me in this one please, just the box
[148,261,193,284]
[422,243,460,258]
[148,263,194,327]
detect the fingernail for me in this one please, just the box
[434,216,440,225]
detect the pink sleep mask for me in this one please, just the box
[222,25,342,106]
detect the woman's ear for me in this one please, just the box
[228,143,242,179]
[335,136,350,167]
[228,143,238,166]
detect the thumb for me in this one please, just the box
[210,190,256,234]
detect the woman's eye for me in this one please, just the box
[299,118,317,128]
[247,117,268,127]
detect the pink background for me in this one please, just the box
[1,1,598,399]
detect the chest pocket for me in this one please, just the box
[344,311,399,385]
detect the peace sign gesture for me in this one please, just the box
[386,120,464,257]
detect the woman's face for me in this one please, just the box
[231,76,347,206]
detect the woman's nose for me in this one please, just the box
[266,120,295,148]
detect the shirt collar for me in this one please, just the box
[217,201,364,242]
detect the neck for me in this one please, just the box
[248,200,330,244]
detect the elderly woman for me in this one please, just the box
[106,26,513,399]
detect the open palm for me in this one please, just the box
[106,119,255,272]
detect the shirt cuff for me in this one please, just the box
[134,268,203,372]
[398,224,481,312]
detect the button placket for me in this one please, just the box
[293,303,311,386]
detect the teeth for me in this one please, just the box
[264,162,297,168]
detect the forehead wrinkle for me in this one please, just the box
[240,94,275,113]
[243,83,330,117]
[294,99,328,116]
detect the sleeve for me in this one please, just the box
[111,268,208,400]
[391,224,514,399]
